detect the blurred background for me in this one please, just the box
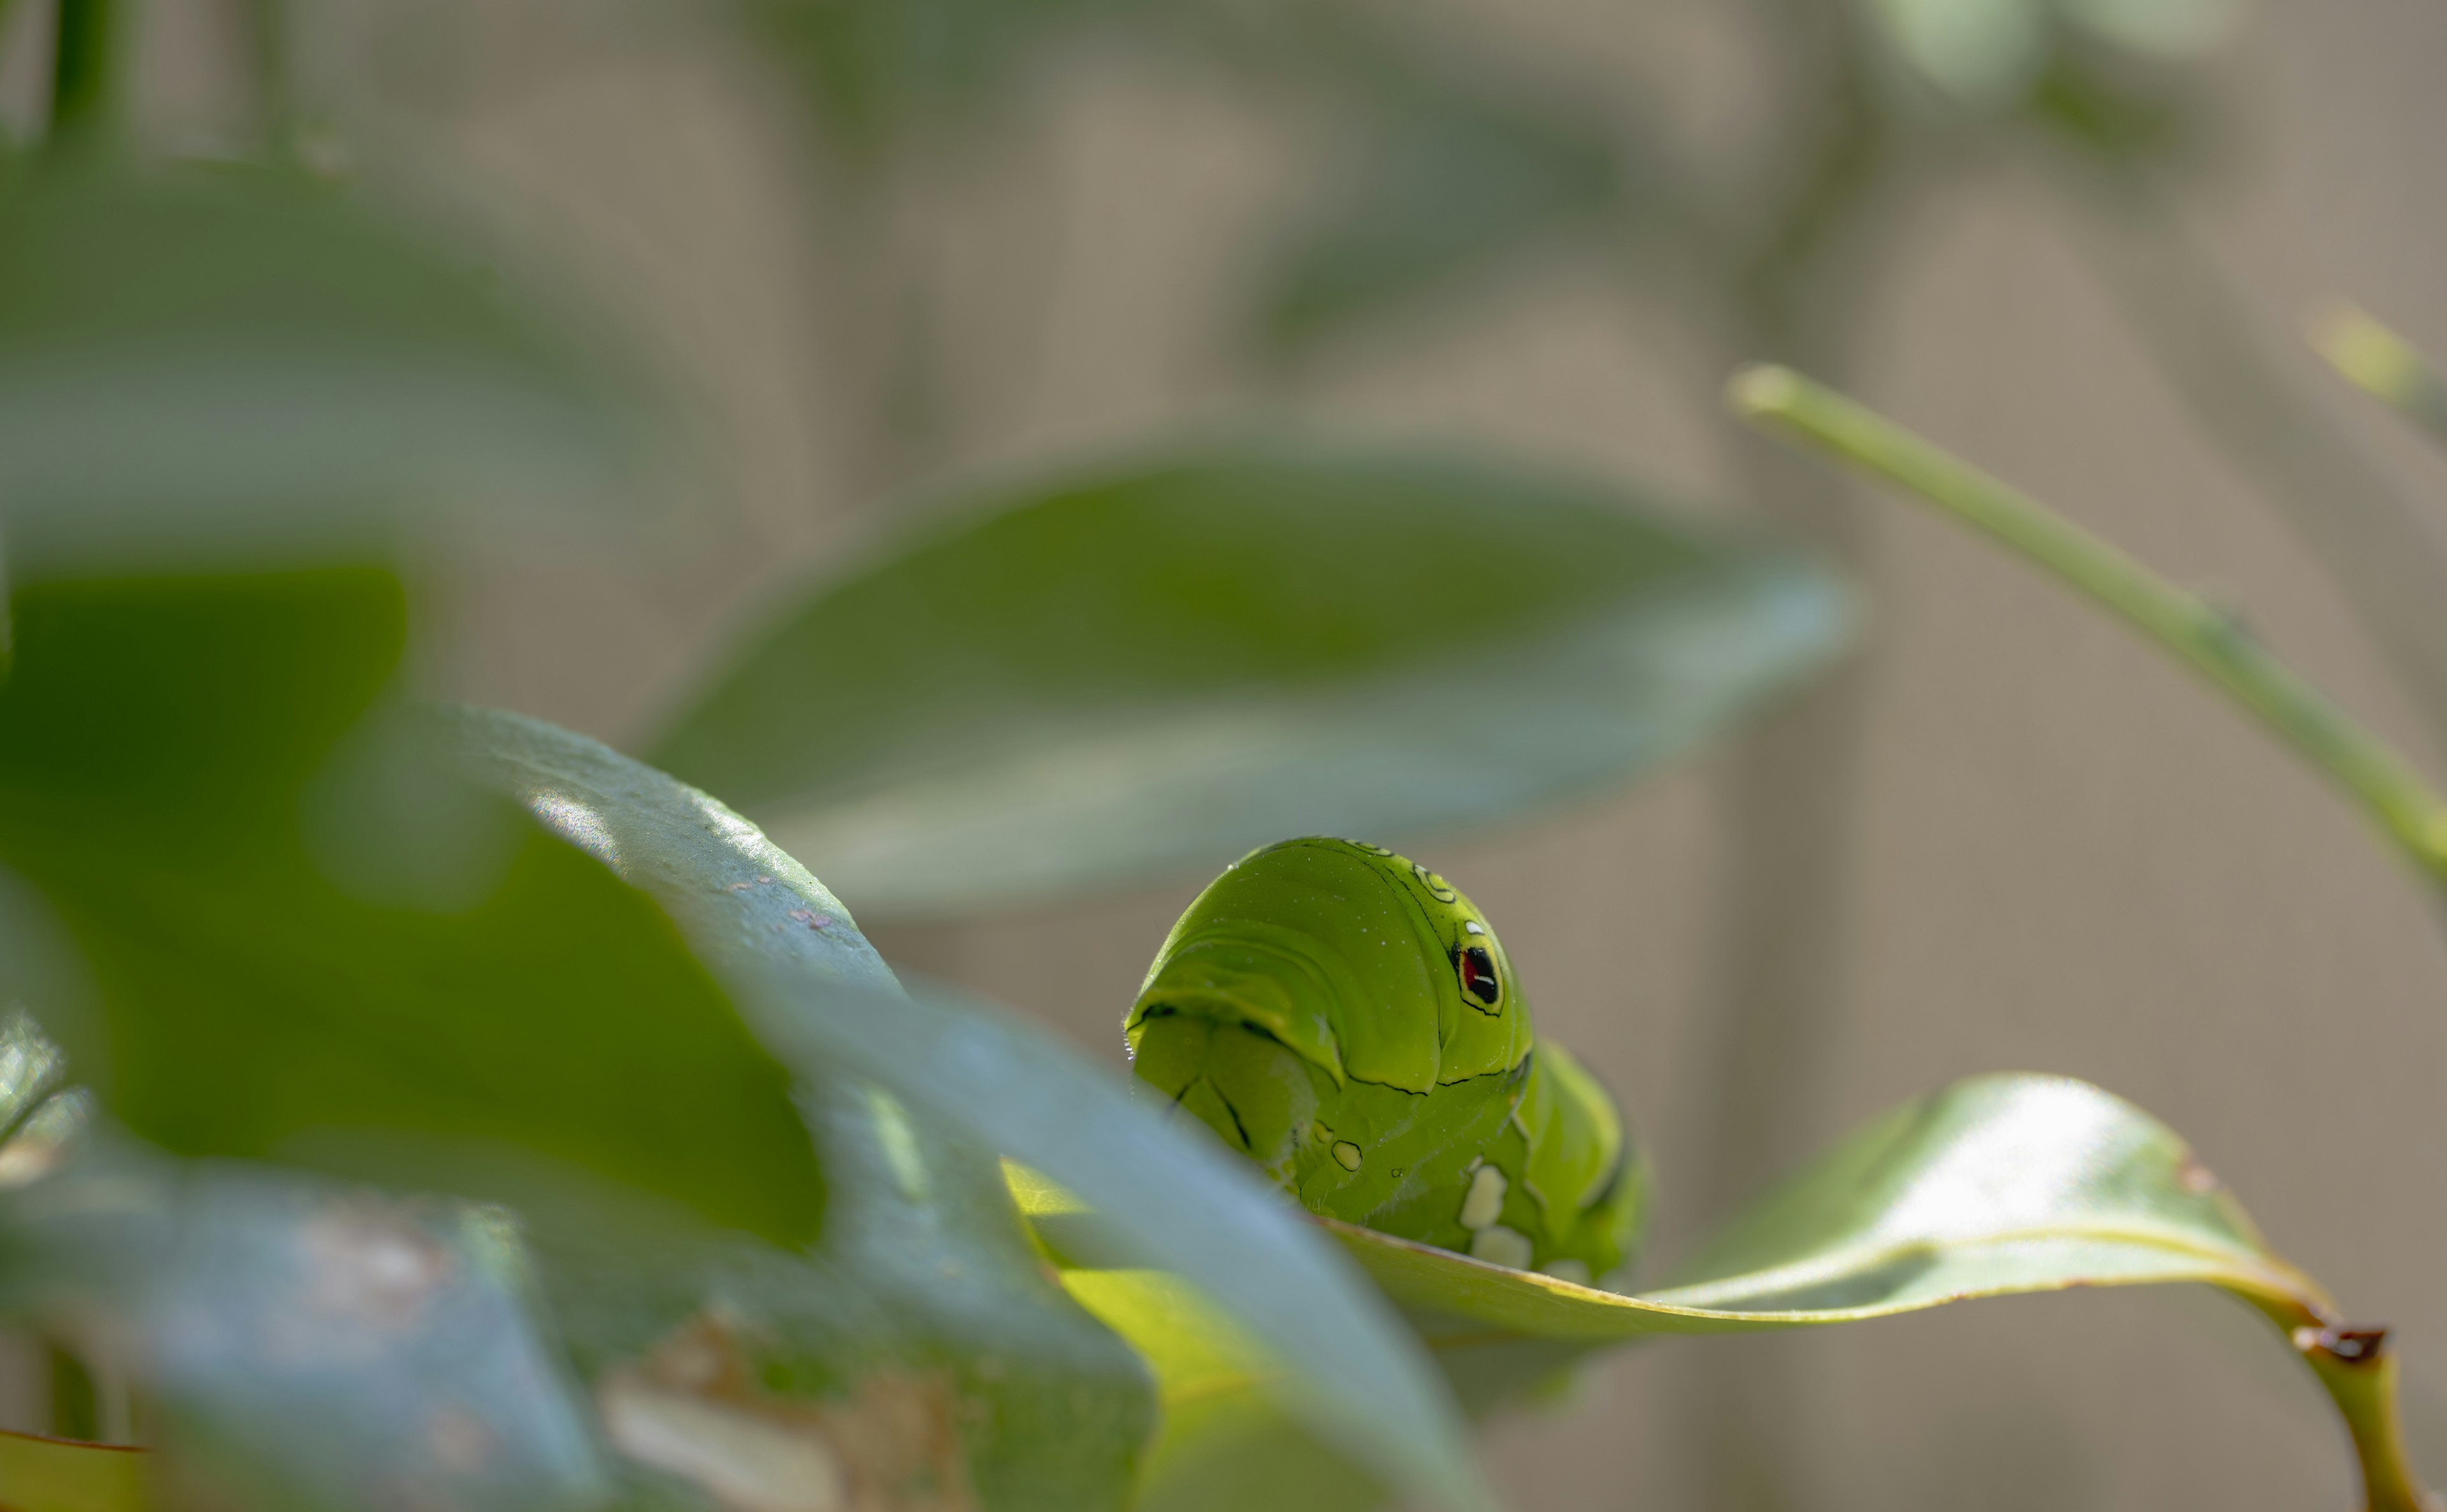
[8,0,2447,1508]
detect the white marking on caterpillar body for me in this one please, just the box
[1458,1165,1507,1232]
[1468,1225,1533,1270]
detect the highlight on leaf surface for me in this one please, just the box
[1032,1074,2432,1512]
[653,441,1850,917]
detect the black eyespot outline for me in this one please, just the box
[1455,944,1503,1011]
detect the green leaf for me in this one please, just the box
[0,568,827,1247]
[651,442,1849,916]
[455,706,1499,1512]
[1053,1075,2417,1512]
[278,1076,1157,1512]
[0,1149,606,1512]
[0,166,630,573]
[0,1430,145,1512]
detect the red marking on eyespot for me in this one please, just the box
[1457,946,1501,1007]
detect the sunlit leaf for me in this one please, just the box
[1048,1076,2377,1512]
[0,166,631,575]
[652,442,1849,916]
[0,570,826,1246]
[456,707,1498,1512]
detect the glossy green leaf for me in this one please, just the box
[0,1430,145,1512]
[653,443,1850,916]
[0,569,827,1246]
[0,166,630,575]
[1049,1075,2406,1512]
[455,706,1498,1512]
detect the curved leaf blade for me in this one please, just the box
[1341,1075,2322,1341]
[1043,1076,2414,1512]
[652,442,1850,916]
[457,707,1499,1512]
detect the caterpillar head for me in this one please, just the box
[1125,837,1531,1220]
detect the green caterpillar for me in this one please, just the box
[1125,837,1644,1286]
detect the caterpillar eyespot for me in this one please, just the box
[1123,836,1644,1285]
[1455,944,1502,1009]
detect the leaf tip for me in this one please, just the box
[1726,363,1803,421]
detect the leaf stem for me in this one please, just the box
[2280,1319,2445,1512]
[2308,300,2447,450]
[1728,364,2447,889]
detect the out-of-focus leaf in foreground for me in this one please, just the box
[4,1155,605,1512]
[0,168,631,573]
[0,570,826,1246]
[1044,1075,2425,1512]
[460,707,1498,1512]
[652,443,1850,916]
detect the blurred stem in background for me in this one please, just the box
[1730,363,2447,890]
[1674,8,1903,1508]
[49,0,123,147]
[2311,299,2447,447]
[236,0,297,158]
[2061,166,2447,767]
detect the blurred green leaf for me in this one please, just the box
[0,569,827,1246]
[651,442,1850,917]
[1048,1075,2383,1512]
[0,167,631,574]
[0,1430,145,1512]
[442,1072,1158,1512]
[458,707,1499,1512]
[1,1150,605,1512]
[1253,89,1624,357]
